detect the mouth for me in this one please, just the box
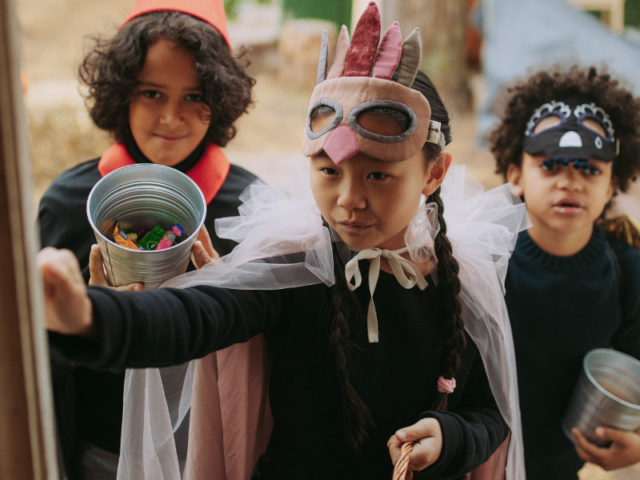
[154,133,187,142]
[552,198,585,215]
[337,221,373,234]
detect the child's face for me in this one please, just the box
[310,141,450,252]
[129,38,210,166]
[508,118,616,243]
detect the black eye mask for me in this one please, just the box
[522,95,618,170]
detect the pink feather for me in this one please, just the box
[372,21,402,80]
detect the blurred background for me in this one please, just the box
[12,0,640,478]
[16,0,640,222]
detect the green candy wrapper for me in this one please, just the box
[137,225,166,251]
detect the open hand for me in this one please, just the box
[573,427,640,471]
[191,225,220,269]
[37,247,96,339]
[89,245,143,291]
[388,418,443,472]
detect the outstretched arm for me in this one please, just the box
[39,247,283,371]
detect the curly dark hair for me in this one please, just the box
[488,65,640,192]
[79,11,255,147]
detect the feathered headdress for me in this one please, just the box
[302,2,444,165]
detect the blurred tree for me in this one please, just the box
[391,0,470,113]
[626,0,640,26]
[282,0,352,31]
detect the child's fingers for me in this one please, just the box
[38,247,83,286]
[387,435,402,465]
[196,226,219,260]
[572,428,610,458]
[88,245,142,291]
[396,418,439,442]
[596,426,631,446]
[88,245,109,286]
[191,241,213,269]
[410,436,441,471]
[575,444,595,463]
[391,418,443,472]
[37,248,94,336]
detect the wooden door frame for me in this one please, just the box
[0,0,59,478]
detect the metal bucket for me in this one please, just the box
[87,164,206,290]
[562,349,640,447]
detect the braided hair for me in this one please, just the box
[325,69,466,450]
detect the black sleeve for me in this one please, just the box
[610,241,640,360]
[37,160,101,283]
[418,349,509,478]
[49,285,285,371]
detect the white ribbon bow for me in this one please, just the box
[344,247,429,343]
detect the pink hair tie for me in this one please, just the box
[437,376,456,394]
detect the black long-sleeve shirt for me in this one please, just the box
[51,260,509,480]
[39,155,257,457]
[506,228,640,479]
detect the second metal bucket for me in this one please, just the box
[562,348,640,447]
[87,164,207,290]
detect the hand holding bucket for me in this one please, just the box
[87,164,207,290]
[562,349,640,448]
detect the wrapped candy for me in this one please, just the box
[138,225,166,251]
[155,224,185,250]
[114,222,141,250]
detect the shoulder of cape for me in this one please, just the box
[97,143,232,205]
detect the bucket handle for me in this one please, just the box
[392,442,413,480]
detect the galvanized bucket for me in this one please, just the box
[87,164,207,290]
[562,348,640,447]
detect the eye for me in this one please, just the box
[321,167,338,176]
[586,165,602,176]
[142,90,161,99]
[185,93,204,102]
[367,171,389,180]
[541,160,559,171]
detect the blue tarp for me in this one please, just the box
[478,0,640,139]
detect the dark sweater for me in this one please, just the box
[505,228,640,480]
[50,261,509,480]
[39,155,257,459]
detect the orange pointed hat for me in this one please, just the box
[122,0,231,48]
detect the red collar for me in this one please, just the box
[98,143,231,205]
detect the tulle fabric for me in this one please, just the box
[116,163,529,480]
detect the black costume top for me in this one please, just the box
[505,228,640,480]
[50,259,509,480]
[38,140,257,463]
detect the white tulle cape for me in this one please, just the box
[116,163,529,480]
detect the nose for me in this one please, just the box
[323,125,360,165]
[337,178,366,212]
[556,167,584,192]
[160,99,183,129]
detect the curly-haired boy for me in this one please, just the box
[489,65,640,479]
[38,2,258,478]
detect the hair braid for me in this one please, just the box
[324,221,374,451]
[427,186,467,412]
